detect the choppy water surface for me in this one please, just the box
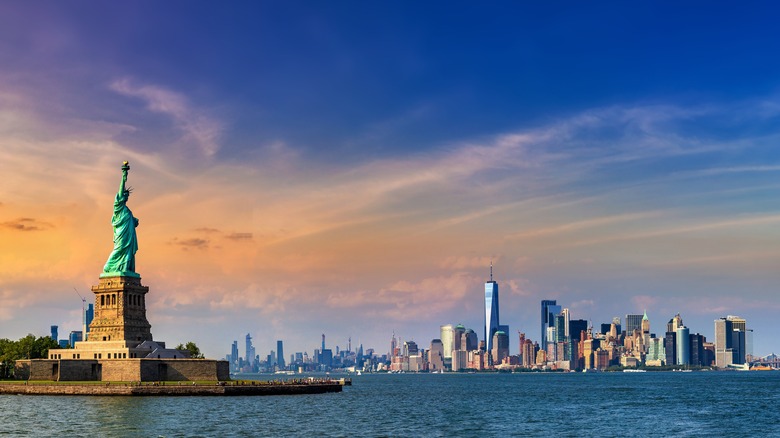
[1,372,778,437]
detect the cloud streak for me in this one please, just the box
[1,217,53,232]
[110,79,222,157]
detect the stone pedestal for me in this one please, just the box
[87,275,152,344]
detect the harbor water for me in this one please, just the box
[1,371,778,436]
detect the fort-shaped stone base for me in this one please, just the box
[15,358,230,382]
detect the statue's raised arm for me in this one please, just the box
[117,161,128,199]
[102,161,140,278]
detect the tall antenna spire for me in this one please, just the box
[490,259,493,282]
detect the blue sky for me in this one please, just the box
[2,2,780,359]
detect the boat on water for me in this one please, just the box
[623,369,646,373]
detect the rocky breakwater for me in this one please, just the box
[0,378,349,396]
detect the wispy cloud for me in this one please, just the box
[562,213,780,248]
[170,237,209,250]
[1,217,52,232]
[110,78,222,157]
[225,232,253,241]
[506,212,661,240]
[675,165,780,178]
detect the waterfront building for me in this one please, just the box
[561,308,570,342]
[703,342,716,367]
[429,339,444,371]
[546,326,557,356]
[536,349,547,366]
[468,350,486,370]
[676,326,690,366]
[646,337,665,366]
[541,300,561,350]
[727,315,746,332]
[453,324,466,352]
[518,332,526,359]
[569,319,588,344]
[520,339,535,368]
[320,349,333,369]
[689,333,705,366]
[664,331,676,366]
[612,317,622,336]
[714,318,732,368]
[485,264,500,359]
[641,311,651,347]
[231,341,239,370]
[83,304,94,341]
[492,331,509,365]
[277,340,285,369]
[555,313,568,343]
[625,314,643,335]
[621,355,639,367]
[462,329,478,351]
[594,349,610,370]
[452,350,468,371]
[440,324,454,368]
[404,341,419,357]
[69,331,83,348]
[409,354,425,372]
[245,334,254,367]
[667,313,683,333]
[582,333,599,369]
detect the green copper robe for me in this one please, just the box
[103,170,139,275]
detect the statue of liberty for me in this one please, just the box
[102,161,140,278]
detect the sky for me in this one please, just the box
[2,1,780,359]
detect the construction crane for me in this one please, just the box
[73,287,87,340]
[73,287,86,311]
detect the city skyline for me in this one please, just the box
[3,3,780,358]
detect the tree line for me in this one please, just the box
[0,335,59,378]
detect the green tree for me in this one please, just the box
[175,341,204,359]
[0,335,59,378]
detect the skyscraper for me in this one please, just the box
[231,340,239,370]
[429,339,444,371]
[540,300,559,350]
[83,304,94,341]
[68,331,83,348]
[676,326,690,366]
[715,316,747,368]
[569,319,588,343]
[440,324,454,360]
[689,333,705,366]
[50,325,58,341]
[664,331,676,366]
[453,324,466,352]
[492,331,509,365]
[484,263,500,359]
[625,314,643,334]
[245,333,253,366]
[462,329,479,351]
[277,340,285,369]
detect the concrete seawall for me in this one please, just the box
[0,381,346,396]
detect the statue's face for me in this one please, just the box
[123,190,130,200]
